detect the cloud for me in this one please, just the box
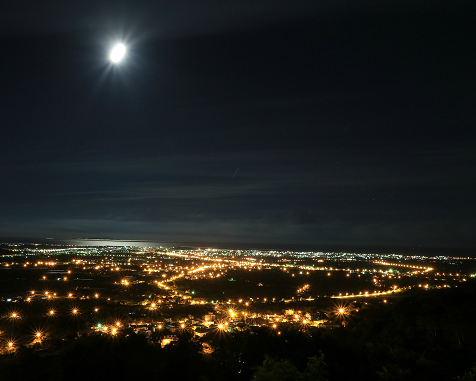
[1,0,461,36]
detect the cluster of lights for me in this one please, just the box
[297,284,310,294]
[333,286,406,299]
[374,260,433,273]
[96,321,121,335]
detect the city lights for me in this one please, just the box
[0,242,472,358]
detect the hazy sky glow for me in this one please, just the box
[1,1,475,253]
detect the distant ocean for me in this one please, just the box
[1,238,164,248]
[64,239,164,247]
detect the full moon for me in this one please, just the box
[109,43,126,63]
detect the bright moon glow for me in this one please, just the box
[110,43,126,63]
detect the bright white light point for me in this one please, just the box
[110,43,126,63]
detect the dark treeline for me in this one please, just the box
[2,283,476,380]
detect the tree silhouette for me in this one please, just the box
[252,356,303,381]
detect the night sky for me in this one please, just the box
[1,1,475,253]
